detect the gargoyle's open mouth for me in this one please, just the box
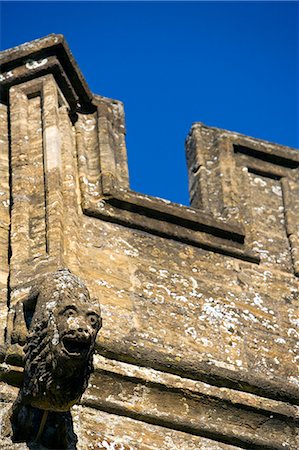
[62,336,90,356]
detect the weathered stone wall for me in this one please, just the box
[0,102,9,347]
[0,35,298,449]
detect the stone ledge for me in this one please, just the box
[1,357,298,450]
[2,321,299,408]
[82,186,260,264]
[94,341,299,406]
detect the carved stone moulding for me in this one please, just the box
[0,34,93,112]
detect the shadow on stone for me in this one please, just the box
[11,404,77,449]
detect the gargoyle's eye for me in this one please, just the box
[62,307,77,318]
[87,313,99,327]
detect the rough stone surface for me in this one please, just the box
[0,35,298,449]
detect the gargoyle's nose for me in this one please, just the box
[77,327,90,340]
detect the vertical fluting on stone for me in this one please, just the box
[7,74,69,296]
[59,105,81,273]
[9,86,31,281]
[28,95,47,260]
[41,75,64,265]
[0,103,9,345]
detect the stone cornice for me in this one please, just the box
[0,34,93,111]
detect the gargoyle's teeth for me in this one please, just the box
[62,337,90,355]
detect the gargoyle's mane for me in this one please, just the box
[22,316,93,409]
[10,268,102,445]
[19,268,99,410]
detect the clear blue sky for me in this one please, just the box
[0,1,298,205]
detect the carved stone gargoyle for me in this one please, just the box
[7,268,102,448]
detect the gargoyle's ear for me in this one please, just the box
[10,287,39,346]
[91,298,101,313]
